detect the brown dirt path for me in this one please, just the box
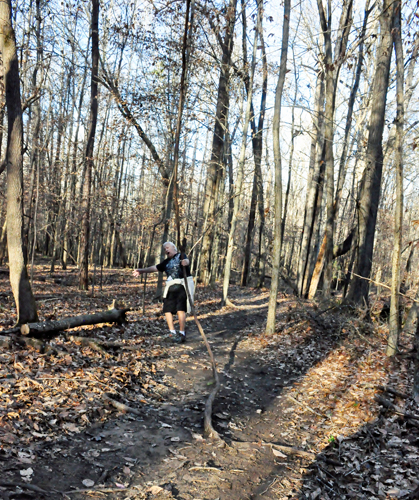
[1,270,418,499]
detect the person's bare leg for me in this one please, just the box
[165,312,175,331]
[178,311,186,332]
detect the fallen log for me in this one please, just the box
[0,307,129,337]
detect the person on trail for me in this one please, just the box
[132,241,194,343]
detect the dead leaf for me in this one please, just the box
[148,485,163,495]
[20,467,34,477]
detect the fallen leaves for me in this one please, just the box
[0,304,172,469]
[1,272,419,499]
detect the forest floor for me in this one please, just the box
[0,264,419,500]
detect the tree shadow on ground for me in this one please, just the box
[1,281,415,499]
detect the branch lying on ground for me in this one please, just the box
[102,393,143,416]
[0,481,49,494]
[375,395,419,424]
[377,385,409,399]
[231,441,316,460]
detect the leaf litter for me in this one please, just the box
[0,266,417,499]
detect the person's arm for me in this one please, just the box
[181,258,189,266]
[132,265,158,277]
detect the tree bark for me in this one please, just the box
[79,0,99,290]
[297,68,325,296]
[387,2,403,356]
[172,0,194,248]
[241,0,267,288]
[199,0,237,285]
[266,0,291,334]
[0,0,38,324]
[345,0,395,306]
[24,0,43,263]
[2,307,128,337]
[307,2,371,299]
[312,0,353,297]
[222,0,259,304]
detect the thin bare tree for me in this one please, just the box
[0,0,38,323]
[266,0,291,334]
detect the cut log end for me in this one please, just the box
[20,324,30,336]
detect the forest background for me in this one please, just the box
[0,0,419,353]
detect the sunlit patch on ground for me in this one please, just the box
[0,267,418,499]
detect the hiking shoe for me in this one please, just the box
[172,331,186,344]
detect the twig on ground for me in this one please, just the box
[375,395,419,423]
[181,247,222,442]
[287,395,328,418]
[377,385,408,399]
[343,455,380,477]
[315,473,339,495]
[0,482,49,494]
[349,323,374,346]
[189,466,222,472]
[64,487,129,494]
[256,442,316,460]
[102,393,143,416]
[230,440,315,459]
[260,477,278,495]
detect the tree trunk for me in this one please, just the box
[314,0,353,297]
[199,0,237,285]
[281,52,298,243]
[266,0,291,334]
[302,147,326,296]
[222,2,259,303]
[345,0,395,306]
[24,0,43,262]
[79,0,99,290]
[307,2,369,299]
[387,3,403,357]
[172,0,194,248]
[0,0,38,324]
[241,0,267,288]
[297,68,325,296]
[0,219,7,265]
[241,168,258,286]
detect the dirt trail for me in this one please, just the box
[1,275,418,500]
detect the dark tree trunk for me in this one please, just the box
[297,69,325,296]
[387,2,403,356]
[345,0,395,306]
[312,0,353,297]
[79,0,99,290]
[266,0,291,334]
[199,0,237,285]
[0,0,38,324]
